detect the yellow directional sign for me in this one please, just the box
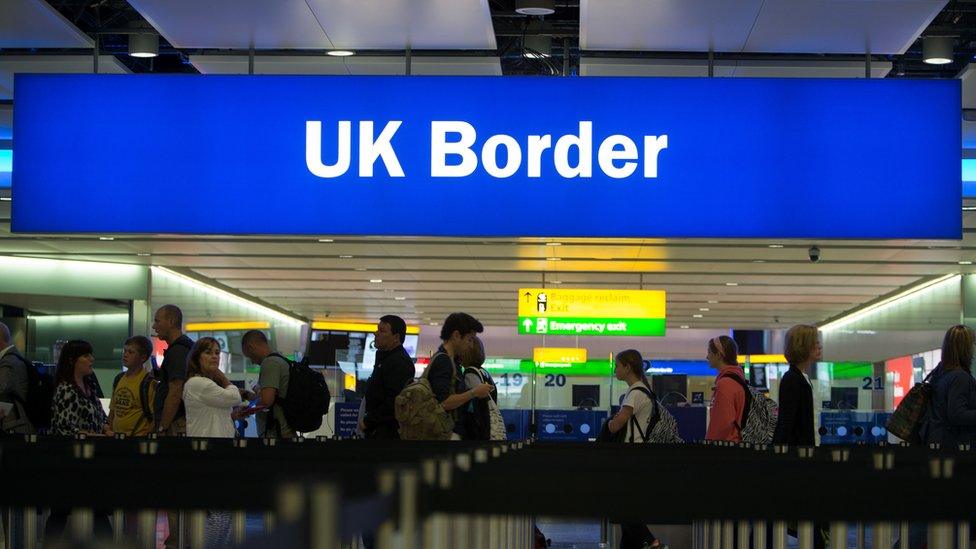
[517,288,667,336]
[533,347,588,363]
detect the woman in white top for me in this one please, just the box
[606,349,660,549]
[183,336,242,548]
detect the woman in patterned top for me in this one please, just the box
[50,340,110,436]
[45,339,114,541]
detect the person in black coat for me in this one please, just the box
[923,325,976,448]
[773,324,821,446]
[361,315,418,439]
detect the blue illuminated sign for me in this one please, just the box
[12,75,960,238]
[0,150,10,189]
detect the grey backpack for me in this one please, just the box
[628,385,683,444]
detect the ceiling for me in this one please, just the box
[1,0,974,331]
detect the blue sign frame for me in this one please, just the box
[12,75,960,238]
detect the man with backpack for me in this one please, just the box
[0,321,38,434]
[361,315,416,440]
[242,329,294,438]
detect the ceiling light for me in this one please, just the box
[327,50,355,57]
[752,259,766,263]
[963,206,976,211]
[923,36,953,65]
[136,253,150,257]
[354,268,368,271]
[707,300,718,304]
[547,257,561,261]
[960,261,973,265]
[768,244,784,248]
[99,236,115,241]
[524,35,552,59]
[693,314,704,318]
[430,322,439,326]
[699,308,710,312]
[0,197,10,202]
[369,279,383,283]
[515,0,555,16]
[317,238,334,243]
[549,280,563,284]
[680,325,690,329]
[394,297,406,301]
[129,33,158,58]
[725,282,738,286]
[545,242,562,246]
[339,255,354,259]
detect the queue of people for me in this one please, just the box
[4,305,976,547]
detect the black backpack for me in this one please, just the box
[462,367,493,441]
[4,353,55,432]
[267,353,331,434]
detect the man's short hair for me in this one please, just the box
[0,322,9,346]
[439,312,484,341]
[124,335,153,359]
[158,304,183,327]
[241,330,269,348]
[379,315,407,344]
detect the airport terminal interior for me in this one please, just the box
[2,0,976,548]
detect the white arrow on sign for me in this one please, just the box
[522,318,533,331]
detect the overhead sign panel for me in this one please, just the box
[533,347,588,363]
[12,75,960,238]
[518,288,666,336]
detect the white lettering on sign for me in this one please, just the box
[308,120,669,180]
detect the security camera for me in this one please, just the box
[808,246,821,263]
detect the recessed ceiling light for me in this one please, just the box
[430,322,439,326]
[768,244,784,248]
[339,255,354,259]
[699,308,710,312]
[99,237,115,241]
[546,257,561,261]
[354,268,368,271]
[515,0,555,15]
[752,260,766,263]
[369,279,383,283]
[963,206,976,211]
[546,242,562,246]
[317,238,334,243]
[0,197,11,202]
[394,297,406,301]
[680,325,690,329]
[136,253,151,257]
[707,300,718,304]
[693,314,704,318]
[327,50,355,57]
[960,261,973,265]
[725,282,738,286]
[549,280,563,284]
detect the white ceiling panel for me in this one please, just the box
[743,0,946,54]
[306,0,496,50]
[190,55,502,76]
[580,58,891,78]
[127,0,333,49]
[129,0,495,50]
[0,56,130,101]
[0,0,93,48]
[581,0,764,52]
[581,0,944,54]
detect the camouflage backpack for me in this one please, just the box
[395,353,455,440]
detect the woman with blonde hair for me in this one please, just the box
[772,325,821,446]
[923,324,976,447]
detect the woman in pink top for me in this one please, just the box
[705,335,747,442]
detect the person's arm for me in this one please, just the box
[51,385,80,436]
[464,371,483,393]
[364,358,415,430]
[706,379,739,441]
[158,379,184,431]
[258,359,281,407]
[441,385,492,411]
[945,374,976,426]
[608,405,634,433]
[0,359,14,396]
[773,375,798,444]
[191,378,244,408]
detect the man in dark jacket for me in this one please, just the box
[361,315,416,439]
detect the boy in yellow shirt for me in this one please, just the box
[108,336,157,436]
